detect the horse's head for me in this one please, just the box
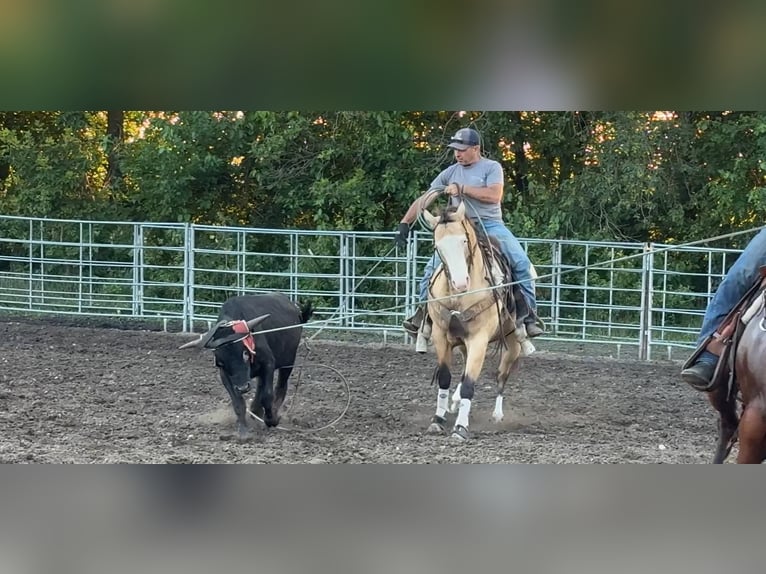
[423,202,476,293]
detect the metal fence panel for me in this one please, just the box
[0,214,744,359]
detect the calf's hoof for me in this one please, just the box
[236,427,253,442]
[247,402,264,420]
[264,414,281,428]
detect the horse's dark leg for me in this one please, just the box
[452,334,490,441]
[428,329,453,434]
[707,384,739,464]
[736,398,766,463]
[449,345,466,414]
[492,336,522,423]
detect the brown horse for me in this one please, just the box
[420,202,534,441]
[709,282,766,463]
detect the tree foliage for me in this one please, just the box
[2,110,766,245]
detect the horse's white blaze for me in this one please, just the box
[455,398,471,429]
[492,396,504,423]
[436,235,470,292]
[436,389,449,418]
[449,383,462,413]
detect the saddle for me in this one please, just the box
[479,235,533,332]
[683,266,766,394]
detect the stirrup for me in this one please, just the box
[415,316,432,354]
[681,361,718,392]
[403,306,425,336]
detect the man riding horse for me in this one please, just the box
[681,228,766,391]
[394,127,544,340]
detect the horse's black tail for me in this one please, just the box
[298,299,314,324]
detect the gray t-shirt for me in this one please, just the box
[429,157,504,222]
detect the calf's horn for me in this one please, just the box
[178,320,227,350]
[178,337,203,350]
[246,314,271,331]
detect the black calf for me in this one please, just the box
[180,293,313,440]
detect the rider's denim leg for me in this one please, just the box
[696,228,766,357]
[419,252,441,303]
[477,220,537,311]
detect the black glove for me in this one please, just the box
[394,222,410,248]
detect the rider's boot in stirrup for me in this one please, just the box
[403,305,425,337]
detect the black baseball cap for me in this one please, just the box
[447,128,481,150]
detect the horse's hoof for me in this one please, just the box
[451,425,470,442]
[427,415,446,434]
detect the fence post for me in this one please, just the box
[408,231,427,318]
[26,219,33,310]
[340,234,349,327]
[551,240,561,336]
[290,232,298,300]
[349,234,359,329]
[639,242,654,360]
[182,223,193,332]
[132,223,142,317]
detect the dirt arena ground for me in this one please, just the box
[0,318,727,463]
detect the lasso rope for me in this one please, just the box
[207,200,765,431]
[246,348,351,433]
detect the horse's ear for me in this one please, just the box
[455,201,466,220]
[422,210,438,229]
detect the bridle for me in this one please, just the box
[427,211,512,343]
[431,218,477,289]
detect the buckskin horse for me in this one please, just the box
[701,271,766,463]
[419,202,535,441]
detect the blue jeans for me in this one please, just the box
[418,219,537,312]
[695,228,766,364]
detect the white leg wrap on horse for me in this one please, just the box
[436,390,449,418]
[449,383,462,413]
[456,398,471,429]
[492,396,504,423]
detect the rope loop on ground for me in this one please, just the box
[247,361,351,433]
